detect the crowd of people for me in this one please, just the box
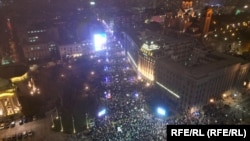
[88,41,167,140]
[69,38,245,141]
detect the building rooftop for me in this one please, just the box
[157,49,245,80]
[0,64,28,79]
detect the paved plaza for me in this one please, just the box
[0,112,70,141]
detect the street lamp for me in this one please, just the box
[55,107,59,119]
[60,116,64,132]
[222,94,227,98]
[86,113,89,129]
[72,116,76,134]
[28,77,40,95]
[85,86,89,91]
[90,1,95,6]
[243,81,247,86]
[210,98,214,103]
[51,114,55,128]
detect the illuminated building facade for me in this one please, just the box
[58,41,93,60]
[164,0,215,37]
[0,78,20,117]
[137,31,197,81]
[0,64,37,117]
[168,0,196,33]
[138,42,159,81]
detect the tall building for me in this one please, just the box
[138,41,159,81]
[137,31,198,82]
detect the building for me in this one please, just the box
[122,31,141,71]
[155,47,249,111]
[137,31,198,81]
[116,0,250,112]
[0,64,32,117]
[58,41,93,60]
[0,77,20,117]
[163,0,215,37]
[164,0,196,33]
[123,24,250,112]
[136,31,250,111]
[0,63,28,118]
[22,42,58,62]
[21,22,60,63]
[138,41,159,81]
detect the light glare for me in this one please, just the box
[157,107,166,116]
[98,109,106,117]
[94,34,107,51]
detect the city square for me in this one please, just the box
[0,0,250,141]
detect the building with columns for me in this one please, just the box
[0,78,20,117]
[0,64,37,117]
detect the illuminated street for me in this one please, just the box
[0,0,250,141]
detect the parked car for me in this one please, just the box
[19,119,23,125]
[9,121,15,128]
[27,130,34,136]
[0,123,4,130]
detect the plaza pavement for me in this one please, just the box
[0,112,72,141]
